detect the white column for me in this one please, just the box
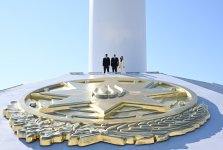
[89,0,147,72]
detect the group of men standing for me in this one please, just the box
[103,54,124,74]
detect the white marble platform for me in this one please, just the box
[0,73,222,150]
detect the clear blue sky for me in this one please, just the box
[0,0,222,89]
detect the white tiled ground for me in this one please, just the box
[0,73,222,150]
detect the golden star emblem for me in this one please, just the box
[35,78,187,120]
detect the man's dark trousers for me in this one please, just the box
[112,67,117,72]
[104,66,109,73]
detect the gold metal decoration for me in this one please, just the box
[3,77,210,146]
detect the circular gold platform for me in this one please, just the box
[3,77,210,146]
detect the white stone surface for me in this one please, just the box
[89,0,147,72]
[0,73,223,150]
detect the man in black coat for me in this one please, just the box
[111,54,119,73]
[103,54,110,73]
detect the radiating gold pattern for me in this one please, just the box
[3,77,210,146]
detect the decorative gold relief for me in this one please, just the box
[3,77,210,146]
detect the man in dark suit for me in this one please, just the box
[103,54,110,73]
[111,54,119,73]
